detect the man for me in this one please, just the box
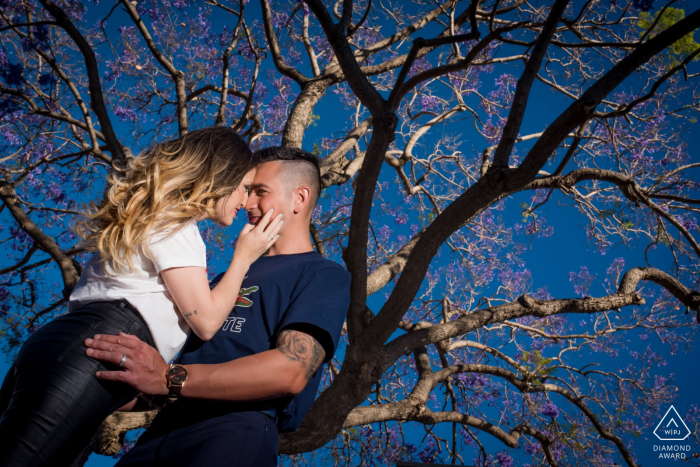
[84,147,351,466]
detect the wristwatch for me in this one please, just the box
[165,364,188,403]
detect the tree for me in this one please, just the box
[1,0,700,465]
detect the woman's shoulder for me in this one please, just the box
[148,220,206,256]
[151,219,200,242]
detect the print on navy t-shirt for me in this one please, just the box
[177,251,351,432]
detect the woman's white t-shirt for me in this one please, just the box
[69,221,206,362]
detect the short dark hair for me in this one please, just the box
[253,147,322,209]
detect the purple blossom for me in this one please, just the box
[1,62,25,86]
[420,95,439,112]
[530,339,545,351]
[395,212,409,225]
[9,226,32,251]
[496,451,514,467]
[45,182,65,203]
[456,372,487,387]
[533,287,553,300]
[678,214,698,231]
[114,106,138,123]
[525,442,541,455]
[541,402,560,418]
[568,266,596,297]
[408,56,431,78]
[653,375,667,390]
[38,73,57,88]
[606,257,626,278]
[1,126,20,145]
[21,37,36,52]
[418,437,438,463]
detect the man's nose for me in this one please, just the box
[244,193,257,210]
[239,191,249,208]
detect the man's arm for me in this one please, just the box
[84,329,325,401]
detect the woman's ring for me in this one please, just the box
[118,354,127,367]
[269,235,274,240]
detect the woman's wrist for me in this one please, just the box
[230,254,252,271]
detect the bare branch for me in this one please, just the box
[119,0,189,135]
[490,0,569,169]
[0,177,80,299]
[38,0,129,166]
[261,0,309,84]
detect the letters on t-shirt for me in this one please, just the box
[180,252,351,434]
[222,316,245,333]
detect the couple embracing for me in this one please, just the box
[0,127,351,467]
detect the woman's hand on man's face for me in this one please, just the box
[232,208,283,266]
[85,332,170,396]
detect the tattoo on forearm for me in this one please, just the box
[276,330,326,379]
[183,309,198,320]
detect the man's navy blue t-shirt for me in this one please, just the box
[176,251,351,432]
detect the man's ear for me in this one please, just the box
[292,186,312,214]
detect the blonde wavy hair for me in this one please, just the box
[76,127,255,274]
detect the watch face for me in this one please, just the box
[167,365,188,384]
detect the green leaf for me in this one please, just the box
[638,8,700,68]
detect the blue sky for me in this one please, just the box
[1,1,699,466]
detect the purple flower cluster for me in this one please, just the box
[1,62,25,86]
[417,437,438,463]
[456,372,488,387]
[495,451,514,467]
[541,402,560,418]
[114,106,138,123]
[1,125,20,145]
[394,212,409,225]
[420,95,440,112]
[568,265,596,297]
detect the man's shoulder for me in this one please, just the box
[303,256,351,282]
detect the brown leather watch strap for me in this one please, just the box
[165,364,188,403]
[166,383,183,403]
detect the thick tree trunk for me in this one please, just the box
[281,78,333,148]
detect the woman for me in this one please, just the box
[0,127,282,466]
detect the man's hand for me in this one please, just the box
[84,329,327,402]
[85,333,169,396]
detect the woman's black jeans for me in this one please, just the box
[0,300,155,467]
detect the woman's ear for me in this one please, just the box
[293,186,311,214]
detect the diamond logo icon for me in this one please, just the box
[653,406,691,441]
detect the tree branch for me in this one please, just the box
[0,177,80,299]
[260,0,309,85]
[119,0,189,135]
[490,0,569,169]
[38,0,128,166]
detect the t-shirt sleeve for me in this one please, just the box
[277,265,351,362]
[148,222,207,273]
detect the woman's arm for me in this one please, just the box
[160,210,283,340]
